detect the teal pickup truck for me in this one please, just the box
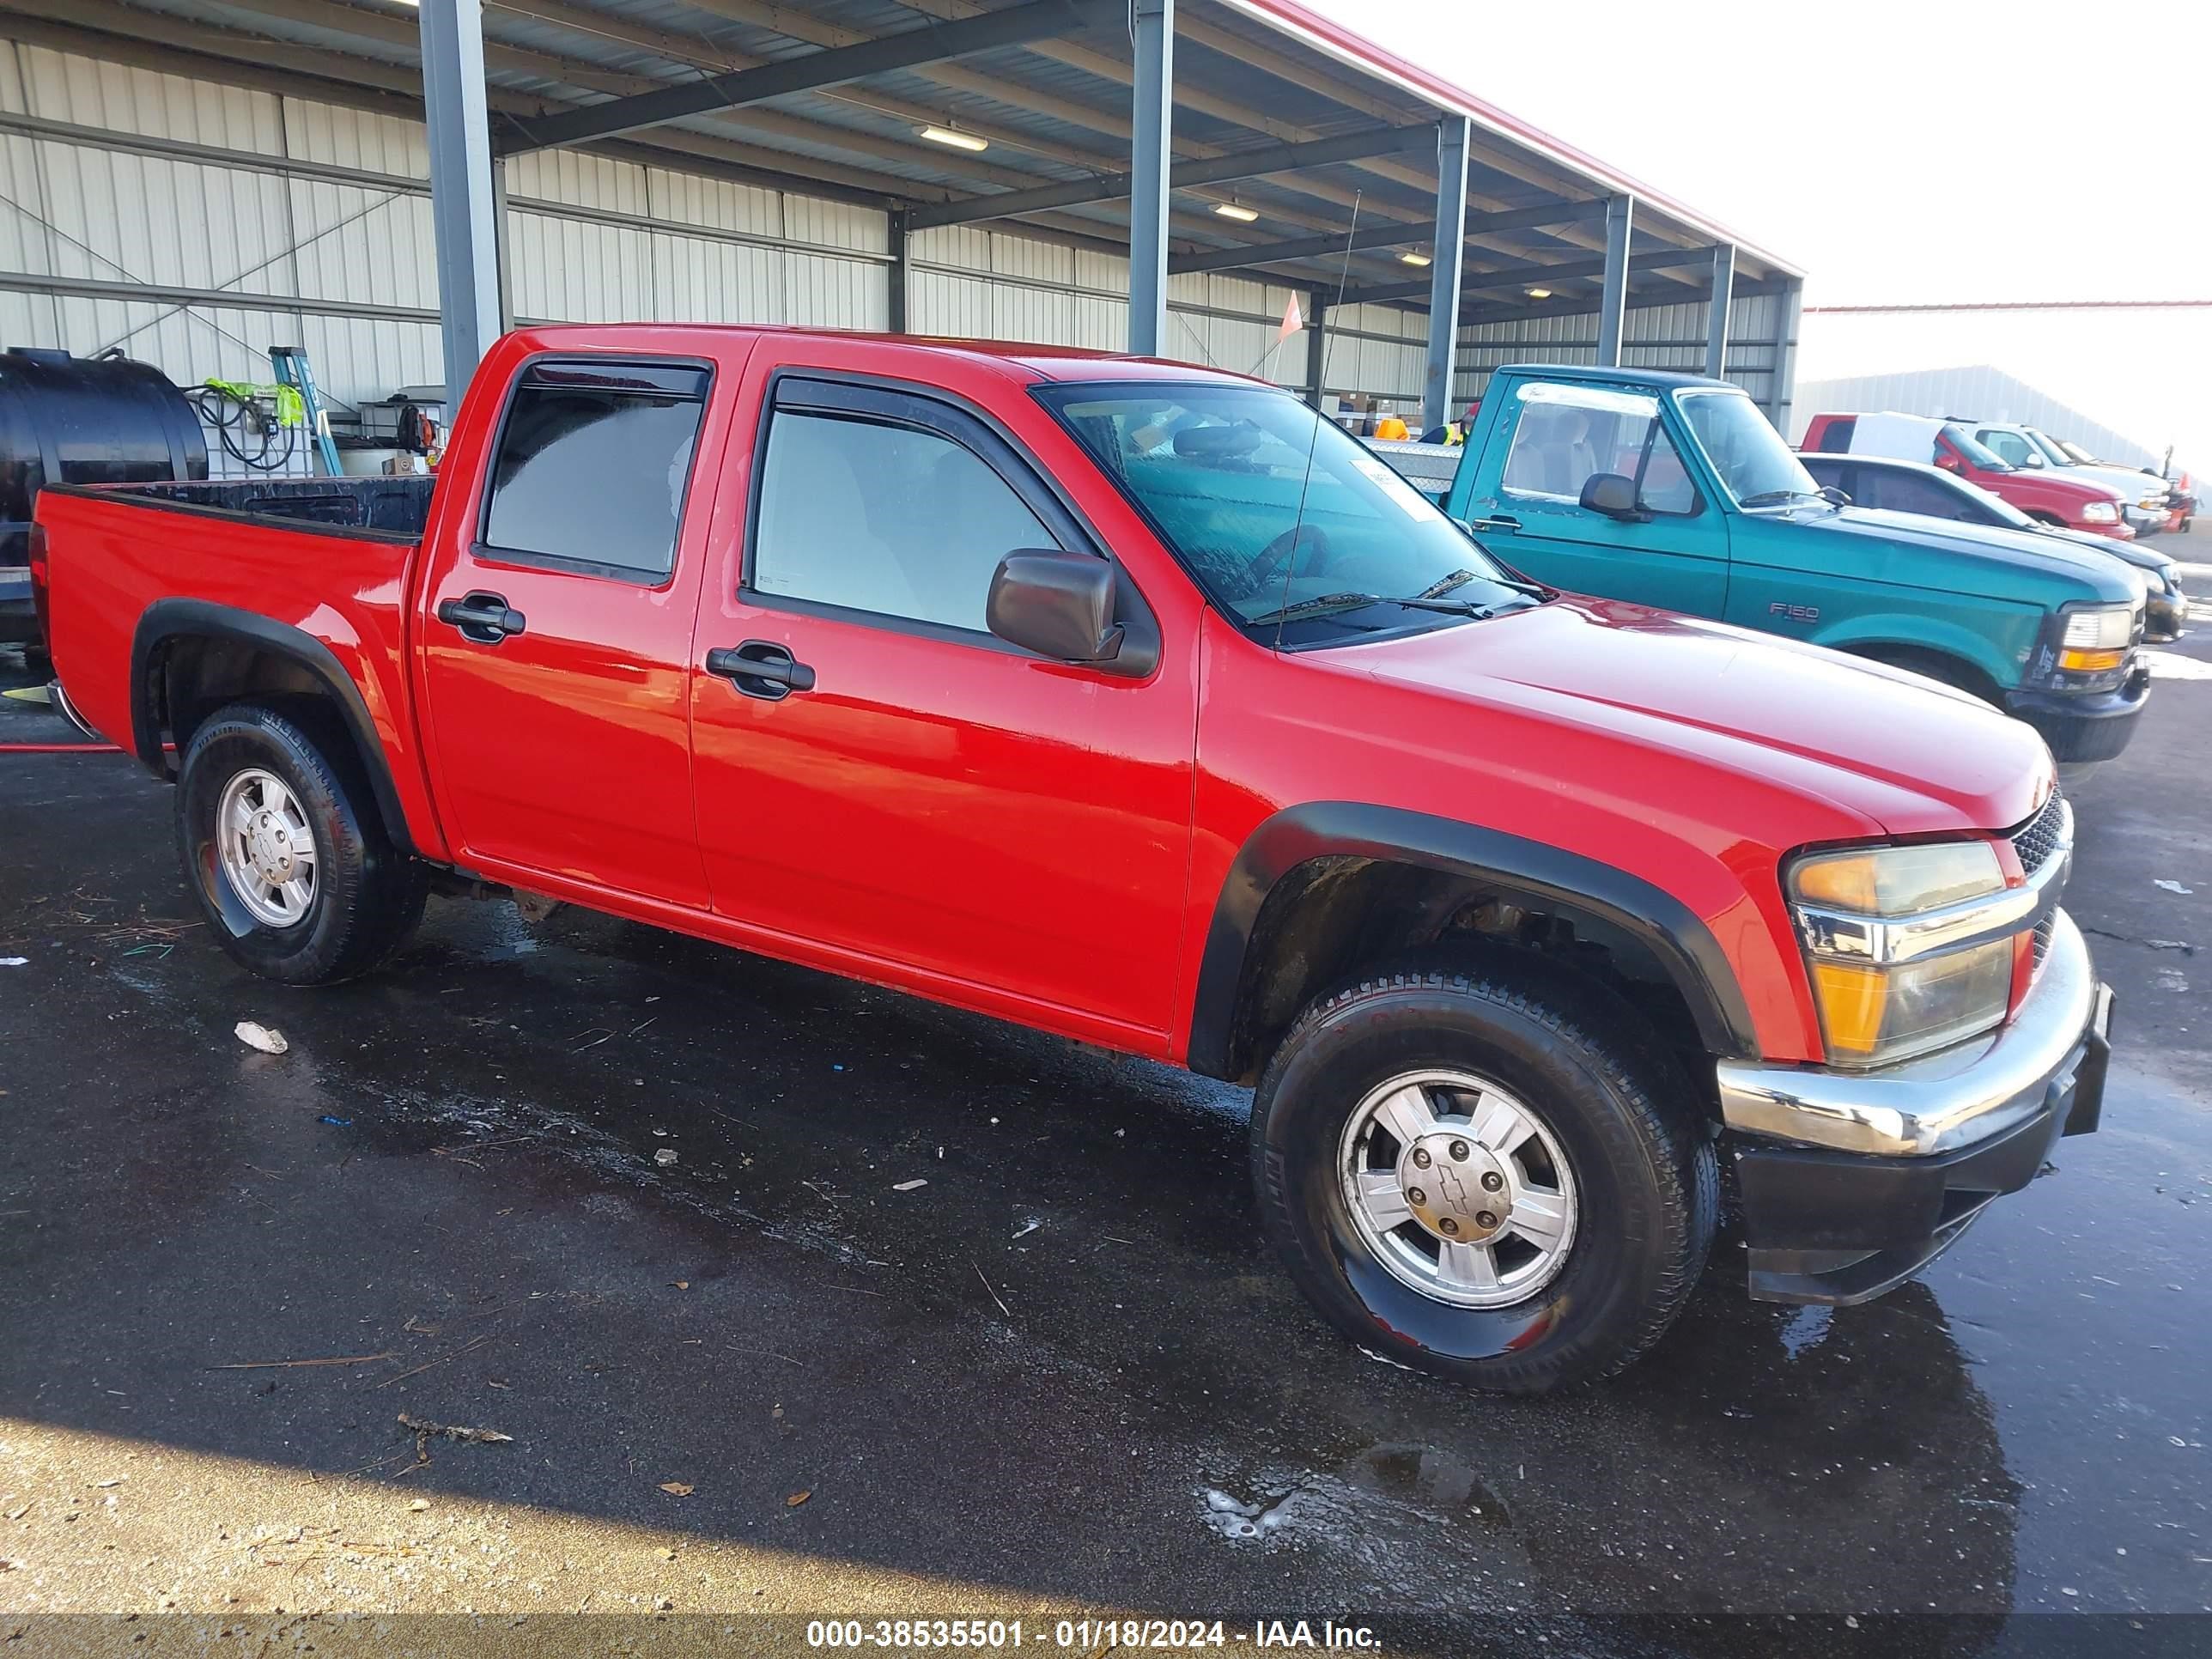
[1415,365,2149,763]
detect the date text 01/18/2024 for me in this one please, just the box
[804,1619,1382,1650]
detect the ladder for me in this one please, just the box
[268,346,343,478]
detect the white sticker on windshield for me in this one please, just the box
[1516,381,1661,420]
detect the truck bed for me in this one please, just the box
[88,475,437,538]
[36,474,440,848]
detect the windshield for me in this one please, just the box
[2057,440,2099,465]
[1034,381,1534,640]
[1674,390,1817,502]
[1941,423,2015,471]
[2024,428,2076,467]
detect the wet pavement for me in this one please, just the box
[3,543,2210,1656]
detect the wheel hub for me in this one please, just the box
[246,811,299,884]
[1400,1134,1510,1243]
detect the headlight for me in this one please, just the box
[2081,501,2119,524]
[2057,601,2136,672]
[1788,841,2018,1067]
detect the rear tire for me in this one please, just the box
[1250,956,1717,1393]
[176,702,427,984]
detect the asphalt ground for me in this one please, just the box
[3,530,2209,1659]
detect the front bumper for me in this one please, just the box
[1716,909,2112,1305]
[2004,662,2150,763]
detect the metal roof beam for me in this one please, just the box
[1342,243,1719,308]
[1454,275,1791,331]
[1166,195,1607,275]
[908,124,1431,230]
[496,0,1118,155]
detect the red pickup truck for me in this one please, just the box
[37,326,2113,1391]
[1801,411,2135,541]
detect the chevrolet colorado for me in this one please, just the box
[36,327,2114,1391]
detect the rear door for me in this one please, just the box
[416,347,744,909]
[1458,378,1728,616]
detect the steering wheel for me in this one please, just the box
[1241,523,1333,599]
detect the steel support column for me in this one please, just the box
[420,0,502,399]
[888,207,910,334]
[1595,193,1632,367]
[1764,276,1803,434]
[1422,116,1469,434]
[1304,289,1328,407]
[1703,244,1734,380]
[1127,0,1173,356]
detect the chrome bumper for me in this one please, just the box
[47,678,103,743]
[1716,909,2106,1158]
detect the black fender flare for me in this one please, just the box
[130,598,416,855]
[1186,802,1758,1079]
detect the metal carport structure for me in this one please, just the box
[0,0,1801,430]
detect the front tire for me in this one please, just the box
[1251,957,1717,1393]
[176,702,427,984]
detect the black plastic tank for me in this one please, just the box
[0,347,207,564]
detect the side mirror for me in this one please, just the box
[1932,451,1961,472]
[1578,472,1647,521]
[987,550,1124,665]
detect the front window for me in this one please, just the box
[1978,428,2041,468]
[1035,381,1535,641]
[1500,382,1698,515]
[1674,389,1819,504]
[1941,424,2015,471]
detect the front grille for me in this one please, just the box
[2009,789,2071,978]
[2010,789,2069,878]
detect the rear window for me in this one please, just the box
[483,361,708,580]
[1810,416,1856,453]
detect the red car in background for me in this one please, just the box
[1802,412,2135,541]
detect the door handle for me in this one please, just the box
[707,641,817,701]
[1468,514,1521,533]
[436,591,527,643]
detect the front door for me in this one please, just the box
[688,367,1195,1048]
[416,352,732,910]
[1460,379,1729,617]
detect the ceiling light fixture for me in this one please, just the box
[1524,287,1552,299]
[1398,250,1431,267]
[917,125,988,153]
[1212,201,1259,223]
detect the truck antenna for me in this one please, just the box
[1275,191,1362,649]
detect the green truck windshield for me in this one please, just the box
[1037,381,1527,629]
[1674,390,1820,503]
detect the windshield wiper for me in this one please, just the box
[1422,567,1549,603]
[1737,488,1826,507]
[1246,589,1500,629]
[1244,591,1392,627]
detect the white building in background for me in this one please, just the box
[1792,302,2209,477]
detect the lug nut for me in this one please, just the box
[1449,1139,1470,1162]
[1481,1171,1504,1192]
[1407,1188,1426,1206]
[1476,1211,1498,1229]
[1411,1147,1431,1170]
[1438,1218,1459,1236]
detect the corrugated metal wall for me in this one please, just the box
[0,32,1432,431]
[908,227,1426,402]
[1791,363,2165,471]
[1455,290,1786,410]
[0,37,887,414]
